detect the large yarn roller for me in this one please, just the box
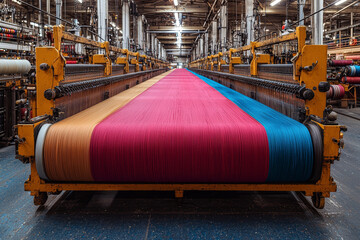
[341,76,360,84]
[35,69,322,184]
[345,55,360,61]
[326,85,345,100]
[346,65,360,77]
[0,59,31,74]
[328,60,353,66]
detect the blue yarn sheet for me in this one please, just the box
[188,69,314,182]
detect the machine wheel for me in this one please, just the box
[311,192,325,209]
[34,192,48,206]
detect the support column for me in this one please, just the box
[39,0,43,38]
[200,42,203,58]
[55,0,62,25]
[137,15,144,53]
[220,2,227,53]
[47,0,50,25]
[158,41,161,59]
[204,32,209,57]
[146,25,150,54]
[151,34,155,56]
[312,0,323,45]
[351,12,354,39]
[298,0,306,26]
[74,19,83,55]
[154,38,158,57]
[245,0,254,46]
[122,0,130,49]
[211,20,217,54]
[97,0,108,42]
[198,42,200,58]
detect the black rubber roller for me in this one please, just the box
[306,122,323,183]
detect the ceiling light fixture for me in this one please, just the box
[335,0,347,5]
[174,12,180,27]
[270,0,281,6]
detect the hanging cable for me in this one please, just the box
[255,1,338,42]
[15,0,105,41]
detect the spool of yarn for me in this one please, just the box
[66,60,78,64]
[346,65,360,77]
[328,60,353,66]
[345,55,360,61]
[327,85,345,100]
[0,59,31,74]
[341,76,360,84]
[326,85,333,98]
[0,27,17,34]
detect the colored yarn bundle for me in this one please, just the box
[328,60,353,66]
[39,69,314,183]
[327,85,345,100]
[345,55,360,61]
[341,76,360,84]
[0,27,17,34]
[346,65,360,77]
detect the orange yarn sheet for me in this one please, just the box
[43,70,173,181]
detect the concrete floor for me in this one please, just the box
[0,113,359,240]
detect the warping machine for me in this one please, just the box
[189,26,346,209]
[16,26,344,210]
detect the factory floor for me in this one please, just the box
[1,112,359,240]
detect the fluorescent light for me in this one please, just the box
[174,0,179,6]
[78,0,83,3]
[30,22,39,27]
[270,0,281,6]
[174,13,180,27]
[335,0,347,5]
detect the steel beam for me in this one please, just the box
[156,36,196,40]
[149,26,205,31]
[138,6,208,13]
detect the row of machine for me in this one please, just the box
[14,26,345,209]
[1,25,168,145]
[327,58,360,108]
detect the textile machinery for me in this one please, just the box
[327,59,359,108]
[0,59,32,146]
[189,26,346,208]
[16,26,344,210]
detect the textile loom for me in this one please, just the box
[188,26,345,208]
[16,26,344,209]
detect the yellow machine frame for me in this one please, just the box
[17,26,342,208]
